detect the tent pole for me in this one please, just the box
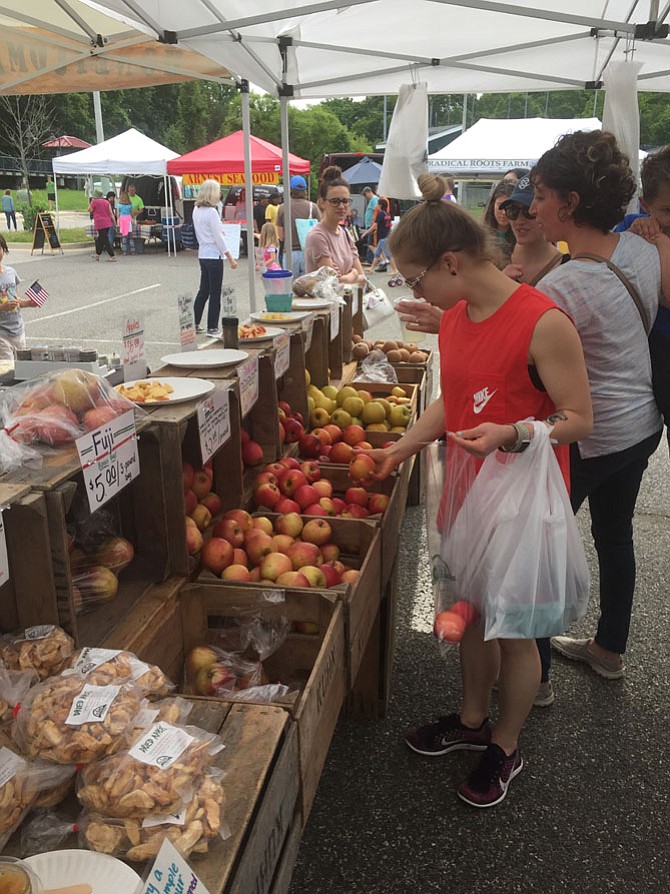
[280,93,293,271]
[53,167,60,235]
[93,92,104,143]
[241,81,257,313]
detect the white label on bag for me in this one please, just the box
[135,707,160,728]
[19,625,55,642]
[129,722,195,769]
[329,302,340,340]
[142,838,212,894]
[197,388,231,465]
[65,684,121,726]
[0,746,23,788]
[142,807,187,829]
[274,331,290,379]
[0,511,8,588]
[72,648,122,675]
[127,655,151,680]
[238,355,259,417]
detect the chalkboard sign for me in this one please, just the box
[31,212,63,255]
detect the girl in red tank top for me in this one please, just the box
[366,174,592,808]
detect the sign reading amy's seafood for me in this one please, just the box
[76,410,139,512]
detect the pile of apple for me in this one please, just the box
[68,534,134,613]
[182,459,223,555]
[305,384,411,449]
[200,508,359,589]
[185,645,270,698]
[241,428,264,467]
[251,455,387,519]
[277,399,306,446]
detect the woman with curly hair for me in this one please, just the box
[531,130,667,685]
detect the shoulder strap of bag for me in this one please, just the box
[528,252,563,287]
[572,252,651,334]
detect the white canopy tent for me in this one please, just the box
[428,117,603,178]
[53,127,180,255]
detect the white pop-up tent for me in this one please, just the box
[53,127,180,254]
[428,117,603,178]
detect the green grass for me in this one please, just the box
[23,189,89,211]
[6,228,90,244]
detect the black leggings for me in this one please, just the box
[95,227,115,257]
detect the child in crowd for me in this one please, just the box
[117,190,135,255]
[259,222,281,271]
[0,234,35,366]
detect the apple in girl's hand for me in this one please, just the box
[348,453,376,484]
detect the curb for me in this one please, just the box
[5,241,92,252]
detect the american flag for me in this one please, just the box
[25,281,49,307]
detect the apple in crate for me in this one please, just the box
[190,504,212,531]
[300,461,321,483]
[279,456,302,471]
[186,523,204,556]
[301,565,327,588]
[254,482,281,509]
[222,564,252,582]
[185,645,218,679]
[260,552,293,581]
[276,497,301,514]
[275,512,303,538]
[287,541,321,570]
[96,536,134,575]
[200,492,222,516]
[272,534,295,553]
[252,516,274,535]
[184,489,198,515]
[342,504,369,519]
[294,484,320,511]
[276,571,311,588]
[195,662,236,696]
[368,493,390,515]
[302,519,332,546]
[245,530,274,565]
[341,569,360,584]
[312,479,333,499]
[321,543,340,564]
[242,439,264,466]
[201,538,234,575]
[329,442,354,464]
[320,563,342,588]
[224,509,253,531]
[182,461,195,491]
[279,469,307,497]
[212,518,245,548]
[192,468,213,499]
[265,462,285,478]
[299,434,322,459]
[345,487,368,508]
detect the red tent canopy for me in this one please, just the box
[42,135,92,149]
[167,131,310,177]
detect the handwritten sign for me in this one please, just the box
[197,388,231,465]
[302,314,314,352]
[140,838,211,894]
[123,316,146,381]
[0,511,8,588]
[178,295,197,352]
[238,354,259,417]
[76,410,139,512]
[329,302,340,341]
[274,331,290,379]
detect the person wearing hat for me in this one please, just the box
[276,176,320,277]
[499,175,565,288]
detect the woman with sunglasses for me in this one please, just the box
[366,172,592,807]
[304,167,366,285]
[499,175,565,287]
[483,179,516,266]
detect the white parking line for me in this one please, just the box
[24,284,162,324]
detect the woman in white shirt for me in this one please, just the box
[192,179,238,335]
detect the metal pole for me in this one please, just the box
[241,82,257,313]
[53,166,60,235]
[383,94,388,141]
[462,93,468,133]
[92,92,104,143]
[280,94,292,271]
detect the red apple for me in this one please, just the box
[184,489,198,516]
[279,456,301,471]
[279,468,307,497]
[342,503,369,519]
[254,471,278,488]
[329,560,346,576]
[186,523,203,556]
[331,497,347,515]
[359,441,374,450]
[323,424,343,444]
[287,541,322,570]
[312,428,332,447]
[251,516,274,535]
[319,446,332,459]
[242,440,264,466]
[200,492,222,517]
[190,504,212,531]
[221,564,251,582]
[254,482,282,509]
[277,407,287,423]
[294,484,320,511]
[249,566,261,582]
[341,569,360,584]
[185,645,217,679]
[321,543,341,564]
[342,424,366,446]
[299,434,322,459]
[278,421,285,444]
[201,537,234,574]
[260,552,293,581]
[224,509,253,531]
[272,534,295,553]
[345,487,368,507]
[450,600,479,628]
[300,565,327,588]
[367,493,390,515]
[276,497,301,514]
[195,662,236,696]
[192,468,213,499]
[300,461,322,483]
[274,512,303,538]
[312,479,333,499]
[245,530,274,565]
[434,610,466,643]
[318,497,337,516]
[212,518,245,548]
[232,548,248,567]
[382,440,396,449]
[283,417,305,444]
[304,503,328,517]
[240,428,250,444]
[293,411,304,425]
[265,462,286,477]
[276,571,311,588]
[302,518,332,546]
[348,453,376,484]
[330,442,355,464]
[320,563,342,588]
[278,400,293,416]
[182,461,195,491]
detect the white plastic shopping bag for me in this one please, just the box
[436,423,590,641]
[377,82,429,200]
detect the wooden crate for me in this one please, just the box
[268,805,303,894]
[0,484,59,633]
[180,582,345,822]
[275,330,309,425]
[340,290,354,364]
[143,382,243,576]
[393,366,429,506]
[352,286,365,336]
[325,305,343,382]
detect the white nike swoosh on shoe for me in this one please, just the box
[473,389,497,414]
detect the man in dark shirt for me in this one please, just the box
[253,195,269,235]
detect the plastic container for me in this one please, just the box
[262,270,293,312]
[0,857,43,893]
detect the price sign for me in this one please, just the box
[141,838,211,894]
[0,511,8,588]
[238,355,259,417]
[178,295,197,352]
[197,388,231,465]
[122,316,146,381]
[302,314,314,352]
[76,410,140,512]
[329,302,340,341]
[274,331,290,379]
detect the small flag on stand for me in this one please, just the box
[25,281,49,307]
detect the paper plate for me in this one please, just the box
[238,325,284,342]
[117,377,215,405]
[160,349,248,368]
[292,298,332,310]
[25,849,142,894]
[250,310,311,324]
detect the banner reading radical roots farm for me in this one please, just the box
[182,172,280,186]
